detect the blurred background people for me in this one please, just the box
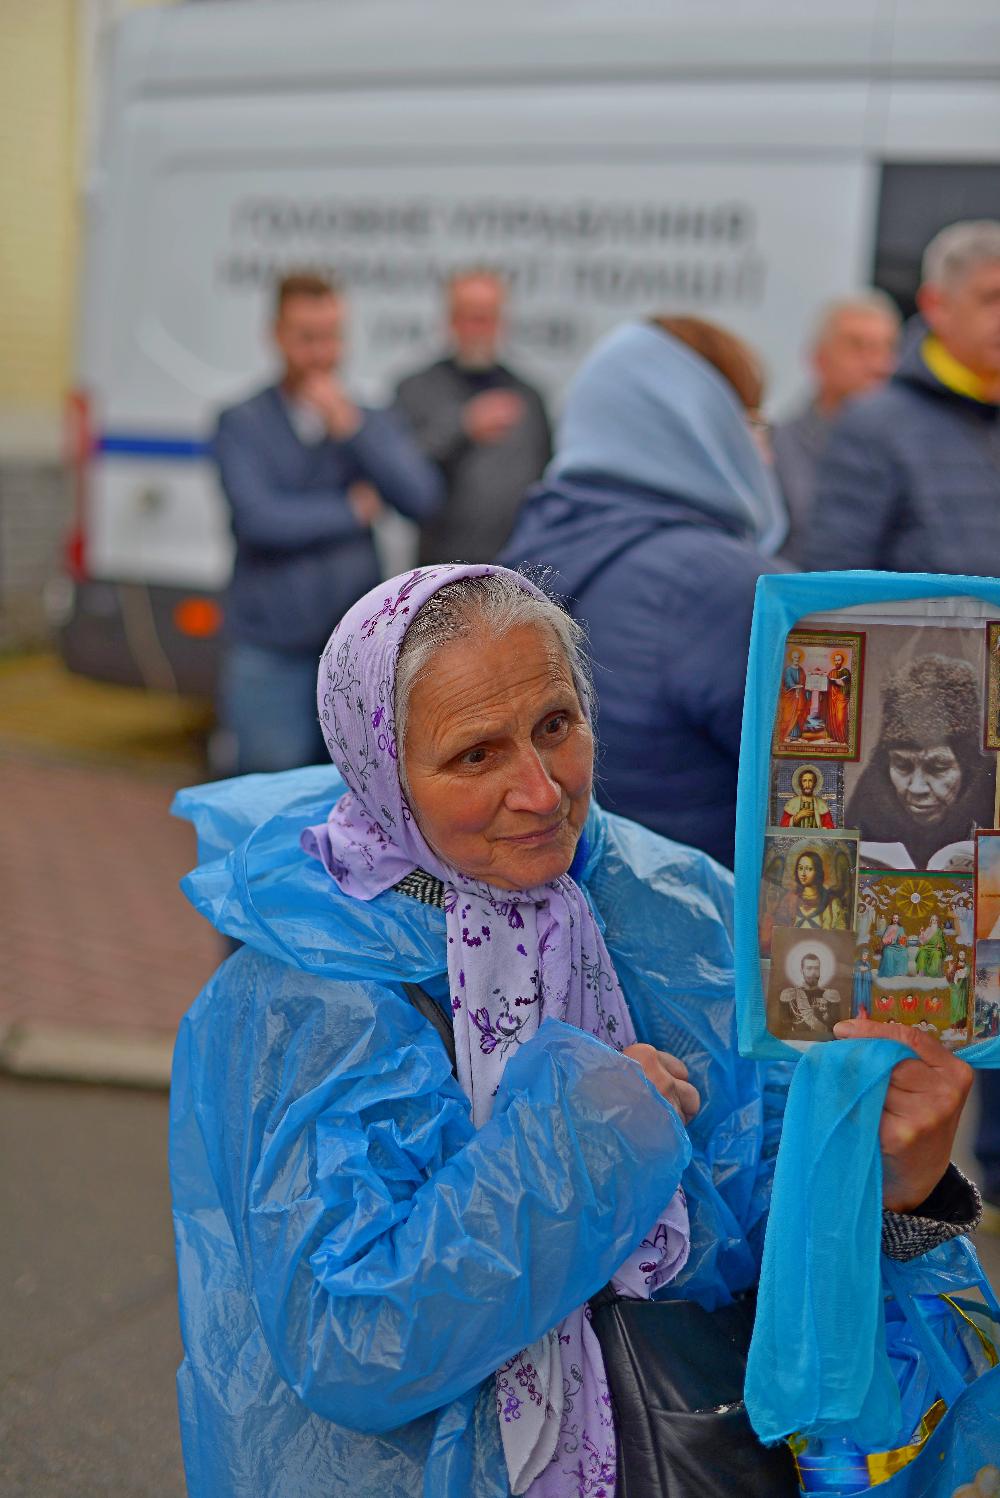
[212,272,442,773]
[802,221,1000,575]
[773,291,900,563]
[500,316,787,869]
[394,268,552,563]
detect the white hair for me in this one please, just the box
[394,572,592,767]
[812,290,900,347]
[922,220,1000,290]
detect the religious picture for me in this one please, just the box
[974,940,1000,1039]
[766,927,854,1043]
[975,830,1000,940]
[772,630,864,761]
[984,621,1000,751]
[769,760,845,830]
[759,828,858,959]
[844,622,995,872]
[855,870,974,1043]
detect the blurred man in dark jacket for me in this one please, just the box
[802,221,1000,576]
[394,270,551,563]
[213,272,442,773]
[773,291,899,564]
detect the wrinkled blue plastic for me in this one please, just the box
[170,767,781,1498]
[736,572,1000,1462]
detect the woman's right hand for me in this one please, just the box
[623,1043,701,1124]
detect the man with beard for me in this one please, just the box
[394,269,551,563]
[778,951,843,1038]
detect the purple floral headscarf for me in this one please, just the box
[302,565,688,1498]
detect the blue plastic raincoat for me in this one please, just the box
[169,765,783,1497]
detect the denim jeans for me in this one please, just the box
[217,641,327,775]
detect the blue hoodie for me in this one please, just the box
[501,322,787,868]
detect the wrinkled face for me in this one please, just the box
[814,308,898,406]
[796,853,822,889]
[799,771,818,797]
[448,276,506,368]
[919,261,1000,381]
[403,623,594,889]
[888,745,962,824]
[802,957,821,987]
[274,293,346,387]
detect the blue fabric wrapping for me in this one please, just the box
[169,768,778,1498]
[746,1038,910,1446]
[737,571,1000,1451]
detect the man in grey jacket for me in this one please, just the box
[772,291,899,563]
[394,270,552,564]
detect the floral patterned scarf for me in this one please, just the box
[302,564,689,1497]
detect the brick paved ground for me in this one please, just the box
[0,751,219,1035]
[0,655,221,1045]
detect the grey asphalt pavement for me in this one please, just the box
[0,1078,185,1498]
[1,1079,997,1498]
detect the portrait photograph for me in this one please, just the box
[975,829,1000,940]
[766,927,855,1043]
[759,828,858,959]
[974,939,1000,1040]
[855,869,974,1042]
[772,630,864,761]
[842,622,996,872]
[769,759,845,830]
[985,621,1000,751]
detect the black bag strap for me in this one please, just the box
[402,981,458,1078]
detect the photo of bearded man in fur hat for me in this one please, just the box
[846,652,996,871]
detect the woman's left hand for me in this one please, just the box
[832,1012,974,1211]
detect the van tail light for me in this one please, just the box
[173,597,223,639]
[64,389,93,581]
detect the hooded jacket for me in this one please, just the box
[168,765,781,1498]
[802,322,1000,575]
[499,322,787,868]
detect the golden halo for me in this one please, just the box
[790,763,824,796]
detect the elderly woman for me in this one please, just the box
[846,652,996,869]
[170,565,979,1498]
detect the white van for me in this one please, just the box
[61,0,1000,694]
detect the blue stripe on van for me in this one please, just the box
[97,433,211,459]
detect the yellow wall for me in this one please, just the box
[0,0,175,451]
[0,2,78,422]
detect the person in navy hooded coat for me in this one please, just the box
[499,316,789,870]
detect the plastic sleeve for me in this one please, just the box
[246,1016,690,1433]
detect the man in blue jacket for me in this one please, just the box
[802,220,1000,576]
[213,273,442,772]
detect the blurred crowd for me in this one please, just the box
[208,219,1000,1220]
[212,216,1000,868]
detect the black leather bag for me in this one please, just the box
[400,983,799,1496]
[588,1287,800,1497]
